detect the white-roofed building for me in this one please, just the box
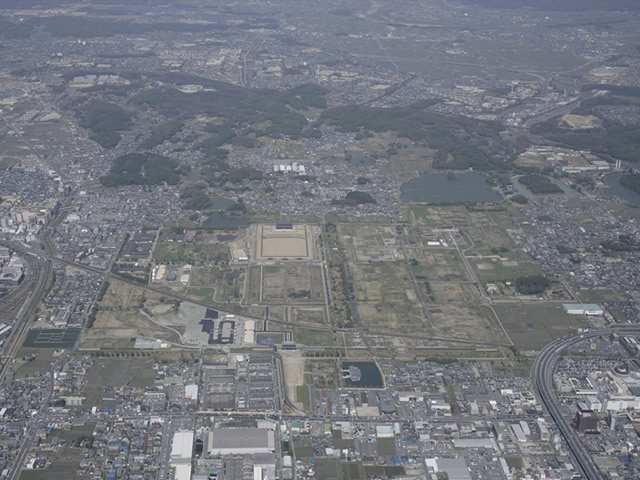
[171,431,194,461]
[207,428,275,456]
[174,463,192,480]
[185,384,198,400]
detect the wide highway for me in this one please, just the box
[531,327,640,480]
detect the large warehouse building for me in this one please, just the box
[171,431,194,480]
[207,427,275,456]
[562,304,604,316]
[171,431,194,460]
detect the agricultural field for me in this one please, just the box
[248,265,325,304]
[23,328,81,348]
[494,303,591,350]
[351,262,425,331]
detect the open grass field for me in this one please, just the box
[492,357,535,378]
[429,304,509,344]
[364,466,405,478]
[403,205,544,284]
[296,385,310,412]
[82,357,155,408]
[577,288,627,303]
[190,265,246,302]
[342,462,367,480]
[87,279,179,342]
[430,280,478,304]
[282,351,305,409]
[15,349,56,378]
[182,285,216,303]
[332,430,355,449]
[377,438,396,456]
[315,458,343,480]
[470,257,543,283]
[337,218,511,347]
[292,327,335,347]
[383,146,436,182]
[249,265,325,304]
[494,302,590,350]
[293,435,314,458]
[18,447,84,480]
[514,152,549,169]
[153,241,229,265]
[286,306,326,325]
[403,204,473,226]
[410,249,470,282]
[306,359,339,389]
[351,262,425,331]
[44,423,95,445]
[87,358,155,388]
[339,224,396,248]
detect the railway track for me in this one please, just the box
[0,257,40,324]
[0,258,53,382]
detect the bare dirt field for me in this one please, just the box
[254,224,318,261]
[87,280,180,343]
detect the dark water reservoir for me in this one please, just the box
[400,173,502,204]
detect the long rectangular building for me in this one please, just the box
[171,431,194,461]
[207,428,275,456]
[562,303,603,316]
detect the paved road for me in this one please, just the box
[531,327,640,480]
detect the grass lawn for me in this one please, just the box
[293,436,314,458]
[292,328,334,347]
[18,447,84,480]
[377,438,396,456]
[494,302,590,350]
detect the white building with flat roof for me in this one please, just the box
[171,431,194,461]
[207,428,275,456]
[174,464,192,480]
[562,304,603,316]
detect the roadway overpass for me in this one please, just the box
[531,327,640,480]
